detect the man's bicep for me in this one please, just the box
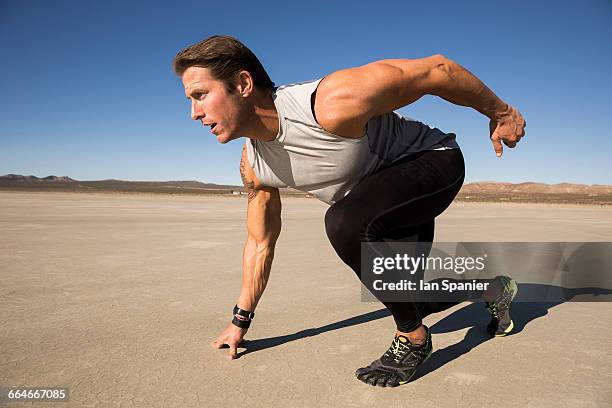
[318,55,444,124]
[359,58,438,114]
[240,144,281,243]
[240,143,264,202]
[246,187,281,244]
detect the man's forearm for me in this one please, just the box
[236,237,276,312]
[429,56,510,120]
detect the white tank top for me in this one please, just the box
[245,78,459,205]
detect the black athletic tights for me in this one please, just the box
[325,148,466,333]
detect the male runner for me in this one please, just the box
[174,35,525,387]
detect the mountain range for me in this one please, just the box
[1,174,611,204]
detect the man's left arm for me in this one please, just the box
[316,55,526,157]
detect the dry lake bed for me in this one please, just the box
[1,192,611,407]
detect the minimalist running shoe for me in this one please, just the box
[485,276,519,336]
[355,326,432,387]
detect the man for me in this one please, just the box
[174,35,525,387]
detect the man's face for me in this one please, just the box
[182,66,244,144]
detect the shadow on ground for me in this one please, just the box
[236,284,611,379]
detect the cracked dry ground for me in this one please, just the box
[1,192,611,407]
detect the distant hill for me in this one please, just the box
[1,174,611,204]
[2,174,77,182]
[457,181,612,205]
[460,181,612,195]
[0,174,307,197]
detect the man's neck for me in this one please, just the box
[242,90,279,142]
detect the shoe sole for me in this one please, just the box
[494,319,514,337]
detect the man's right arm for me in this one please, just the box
[235,143,282,313]
[212,144,281,359]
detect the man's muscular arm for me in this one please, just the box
[236,144,282,312]
[212,145,281,359]
[316,55,526,156]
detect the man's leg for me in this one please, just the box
[325,149,465,386]
[325,150,466,333]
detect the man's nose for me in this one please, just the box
[191,101,204,121]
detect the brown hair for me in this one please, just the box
[173,35,275,92]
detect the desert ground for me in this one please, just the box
[1,191,611,407]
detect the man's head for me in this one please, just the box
[173,35,274,92]
[174,36,275,143]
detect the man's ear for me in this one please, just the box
[236,70,254,97]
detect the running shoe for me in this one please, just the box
[355,326,432,387]
[485,275,519,336]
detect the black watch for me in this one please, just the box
[232,316,251,329]
[233,305,255,320]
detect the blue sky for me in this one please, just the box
[1,0,611,185]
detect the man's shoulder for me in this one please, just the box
[275,78,322,93]
[274,79,324,127]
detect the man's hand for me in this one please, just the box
[211,323,248,360]
[489,105,526,157]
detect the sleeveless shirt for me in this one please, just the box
[245,78,460,205]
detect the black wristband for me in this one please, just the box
[233,305,255,320]
[232,316,251,329]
